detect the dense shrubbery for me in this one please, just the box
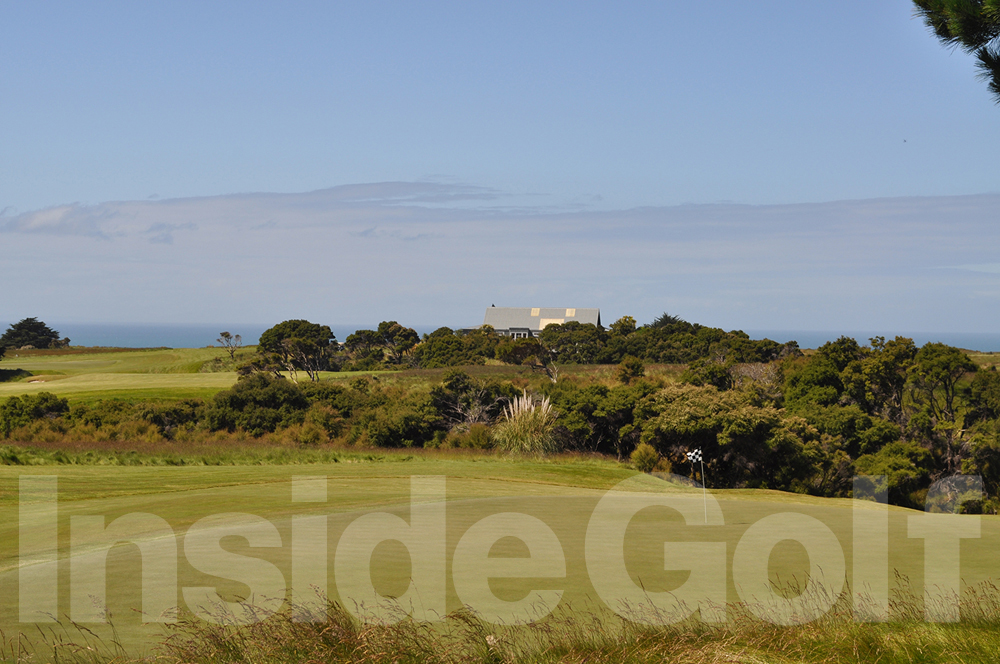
[411,327,501,368]
[0,392,70,437]
[207,373,312,435]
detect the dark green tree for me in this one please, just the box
[496,337,559,382]
[907,342,978,474]
[647,312,688,329]
[411,327,500,368]
[841,336,917,422]
[969,367,1000,422]
[538,321,607,364]
[1,318,66,350]
[908,342,977,425]
[377,321,420,364]
[344,329,384,369]
[258,319,336,381]
[609,315,637,337]
[914,0,1000,102]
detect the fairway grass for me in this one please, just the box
[3,458,997,658]
[0,372,239,402]
[0,347,240,402]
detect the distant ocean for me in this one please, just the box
[3,323,999,353]
[0,323,440,349]
[746,330,1000,353]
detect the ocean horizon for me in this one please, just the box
[2,322,998,353]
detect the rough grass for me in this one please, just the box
[9,585,1000,664]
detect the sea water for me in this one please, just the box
[2,322,998,352]
[0,323,439,349]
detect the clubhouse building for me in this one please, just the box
[475,307,602,339]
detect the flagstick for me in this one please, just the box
[700,456,707,523]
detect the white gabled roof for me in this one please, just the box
[483,307,601,331]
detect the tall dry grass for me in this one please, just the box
[490,391,559,456]
[10,581,1000,664]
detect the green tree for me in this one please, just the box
[907,342,978,474]
[841,336,917,423]
[411,327,500,368]
[969,367,1000,422]
[496,337,559,382]
[855,441,934,508]
[817,336,864,373]
[638,383,829,493]
[538,321,607,364]
[377,321,420,364]
[344,329,384,368]
[784,354,844,407]
[908,343,977,425]
[429,369,517,428]
[913,0,1000,101]
[681,357,734,390]
[1,318,66,350]
[258,319,336,381]
[609,315,637,336]
[647,312,688,329]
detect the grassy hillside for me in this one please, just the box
[0,347,240,402]
[0,346,683,405]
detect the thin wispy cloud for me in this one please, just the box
[3,184,1000,334]
[144,222,197,245]
[0,204,118,239]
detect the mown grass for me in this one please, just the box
[0,347,242,402]
[4,456,993,657]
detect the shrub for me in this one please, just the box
[206,373,310,436]
[616,356,645,384]
[444,422,493,449]
[348,392,438,448]
[491,391,559,456]
[305,403,346,440]
[0,392,70,438]
[630,441,660,473]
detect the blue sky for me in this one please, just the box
[2,1,999,333]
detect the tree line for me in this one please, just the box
[233,314,799,379]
